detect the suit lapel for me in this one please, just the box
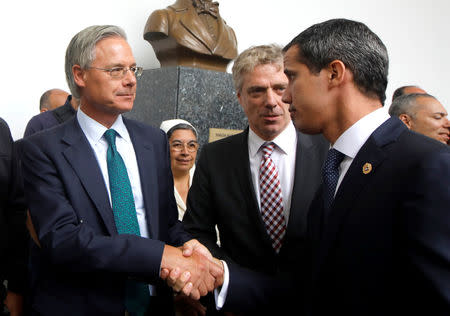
[287,132,315,237]
[61,118,116,236]
[125,119,159,239]
[179,8,216,54]
[315,117,405,277]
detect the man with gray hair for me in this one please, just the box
[182,44,328,315]
[389,93,449,144]
[21,25,221,316]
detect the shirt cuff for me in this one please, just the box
[214,260,229,310]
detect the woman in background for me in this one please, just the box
[160,119,198,220]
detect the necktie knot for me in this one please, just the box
[261,142,276,159]
[323,148,345,176]
[104,129,117,149]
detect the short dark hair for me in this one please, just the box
[388,93,437,117]
[283,18,389,105]
[39,90,53,111]
[391,85,423,101]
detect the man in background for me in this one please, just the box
[391,85,426,101]
[182,44,327,315]
[389,93,449,144]
[23,91,79,137]
[39,89,68,113]
[0,118,28,316]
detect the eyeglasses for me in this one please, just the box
[170,141,199,152]
[88,66,143,78]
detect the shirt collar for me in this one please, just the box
[77,108,131,144]
[248,122,297,157]
[333,107,390,158]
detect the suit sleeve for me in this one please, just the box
[21,135,165,282]
[405,148,450,311]
[222,263,295,314]
[0,119,28,294]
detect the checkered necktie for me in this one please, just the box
[259,142,286,253]
[104,129,150,316]
[322,148,345,212]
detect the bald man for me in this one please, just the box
[389,93,450,144]
[39,89,69,112]
[391,85,426,101]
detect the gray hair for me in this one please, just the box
[232,44,283,93]
[283,18,389,105]
[65,25,127,98]
[388,93,437,118]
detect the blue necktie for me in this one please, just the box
[322,148,345,212]
[104,129,150,316]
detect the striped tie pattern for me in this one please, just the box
[104,129,150,316]
[259,142,286,253]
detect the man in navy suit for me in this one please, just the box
[21,25,221,316]
[174,19,450,316]
[23,92,79,137]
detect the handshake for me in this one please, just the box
[160,239,224,300]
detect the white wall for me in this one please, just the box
[1,0,449,140]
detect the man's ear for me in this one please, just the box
[398,114,413,129]
[72,65,86,89]
[327,60,346,87]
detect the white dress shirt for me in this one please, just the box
[248,122,297,224]
[77,109,156,295]
[332,107,390,194]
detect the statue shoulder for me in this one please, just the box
[144,9,171,36]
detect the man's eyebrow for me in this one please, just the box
[247,86,267,93]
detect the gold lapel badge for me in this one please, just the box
[362,162,372,174]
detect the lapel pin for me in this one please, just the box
[362,162,372,174]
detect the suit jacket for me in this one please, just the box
[182,128,328,314]
[0,118,27,296]
[23,95,76,137]
[21,116,191,316]
[224,118,450,315]
[144,0,237,59]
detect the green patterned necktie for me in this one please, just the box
[104,129,150,316]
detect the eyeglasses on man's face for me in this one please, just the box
[88,66,143,78]
[170,141,199,152]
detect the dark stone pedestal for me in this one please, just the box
[124,66,247,148]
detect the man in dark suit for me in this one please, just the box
[20,25,221,316]
[143,0,238,72]
[23,93,79,137]
[182,44,327,315]
[193,19,449,316]
[0,118,28,316]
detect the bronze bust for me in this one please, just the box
[144,0,238,72]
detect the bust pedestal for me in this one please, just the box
[124,66,247,148]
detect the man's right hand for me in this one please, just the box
[160,240,224,299]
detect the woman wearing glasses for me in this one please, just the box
[160,119,199,220]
